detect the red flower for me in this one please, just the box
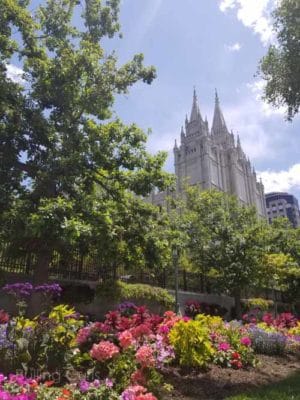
[0,310,9,324]
[231,352,240,360]
[231,359,243,369]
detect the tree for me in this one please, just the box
[0,0,173,281]
[263,219,300,305]
[258,0,300,120]
[184,188,268,318]
[259,252,300,313]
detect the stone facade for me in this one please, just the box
[149,90,267,218]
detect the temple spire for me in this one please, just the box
[190,87,202,122]
[211,89,228,135]
[180,126,185,142]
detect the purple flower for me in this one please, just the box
[34,284,62,298]
[117,302,137,317]
[2,283,33,298]
[105,378,113,388]
[79,380,90,393]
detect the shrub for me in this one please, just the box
[96,281,174,309]
[169,319,214,368]
[243,298,274,311]
[288,321,300,336]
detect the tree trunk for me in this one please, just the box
[34,249,52,283]
[234,288,242,320]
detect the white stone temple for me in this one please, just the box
[149,89,267,218]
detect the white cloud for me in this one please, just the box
[247,79,286,116]
[225,42,242,52]
[6,64,25,84]
[219,0,275,45]
[220,0,236,12]
[220,79,289,163]
[258,164,300,193]
[222,99,273,161]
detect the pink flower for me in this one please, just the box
[121,385,158,400]
[136,394,158,400]
[121,385,146,400]
[76,327,91,345]
[131,324,151,339]
[240,336,251,347]
[119,330,135,348]
[90,340,119,362]
[164,311,176,319]
[158,325,169,335]
[218,342,230,351]
[136,345,155,367]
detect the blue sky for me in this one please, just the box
[110,0,300,200]
[7,0,300,200]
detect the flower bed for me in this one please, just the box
[0,282,299,399]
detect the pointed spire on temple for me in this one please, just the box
[190,87,202,122]
[211,89,229,135]
[174,139,178,150]
[237,134,241,147]
[181,126,185,141]
[215,88,219,105]
[204,115,209,133]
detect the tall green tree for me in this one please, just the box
[0,0,173,281]
[259,0,300,120]
[263,218,300,304]
[184,188,268,318]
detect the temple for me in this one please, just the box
[149,89,267,218]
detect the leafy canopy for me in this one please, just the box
[259,0,300,120]
[0,0,173,277]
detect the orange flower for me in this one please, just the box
[62,388,72,397]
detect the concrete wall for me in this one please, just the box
[0,287,234,319]
[169,290,234,317]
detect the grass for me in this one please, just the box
[225,371,300,400]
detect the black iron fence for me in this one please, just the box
[0,246,285,302]
[0,246,121,282]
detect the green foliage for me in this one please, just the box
[169,319,214,368]
[243,298,274,311]
[182,188,269,316]
[3,304,84,374]
[259,0,300,120]
[108,351,136,392]
[0,0,173,279]
[96,280,175,308]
